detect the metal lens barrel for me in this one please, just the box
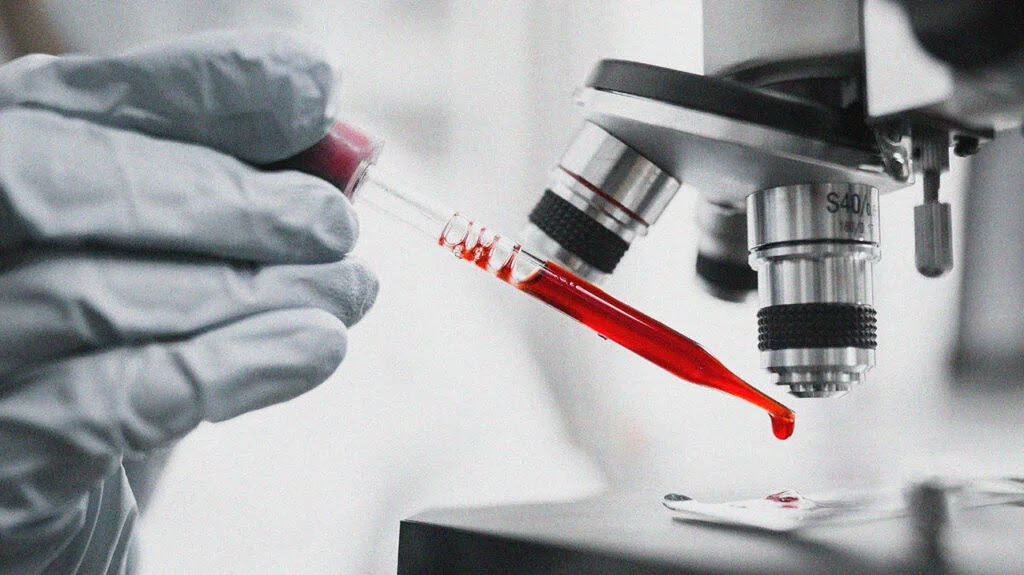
[748,183,880,398]
[522,122,680,281]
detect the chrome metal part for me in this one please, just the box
[873,125,914,183]
[748,183,880,247]
[575,87,912,209]
[755,243,877,307]
[915,202,953,277]
[558,122,680,227]
[524,122,679,281]
[917,136,950,176]
[914,136,954,277]
[748,183,880,398]
[764,348,876,398]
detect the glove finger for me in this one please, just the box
[0,308,345,527]
[0,30,335,163]
[0,108,357,261]
[0,249,378,375]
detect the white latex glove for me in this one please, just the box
[0,31,377,573]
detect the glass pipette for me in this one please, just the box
[278,122,795,439]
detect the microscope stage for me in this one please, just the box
[398,490,1024,574]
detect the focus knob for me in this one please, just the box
[914,201,953,278]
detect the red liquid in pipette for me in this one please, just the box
[440,223,795,440]
[518,262,795,440]
[282,123,795,440]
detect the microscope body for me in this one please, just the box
[524,0,1024,397]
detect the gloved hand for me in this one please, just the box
[0,31,377,573]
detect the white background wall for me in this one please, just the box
[9,1,1023,573]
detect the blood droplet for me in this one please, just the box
[766,490,801,503]
[770,413,795,440]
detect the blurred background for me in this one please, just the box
[0,1,1020,573]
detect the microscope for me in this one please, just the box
[521,0,1023,399]
[399,3,1024,572]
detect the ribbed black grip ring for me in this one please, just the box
[528,190,629,274]
[758,303,877,351]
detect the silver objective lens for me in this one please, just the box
[748,183,880,398]
[523,122,680,281]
